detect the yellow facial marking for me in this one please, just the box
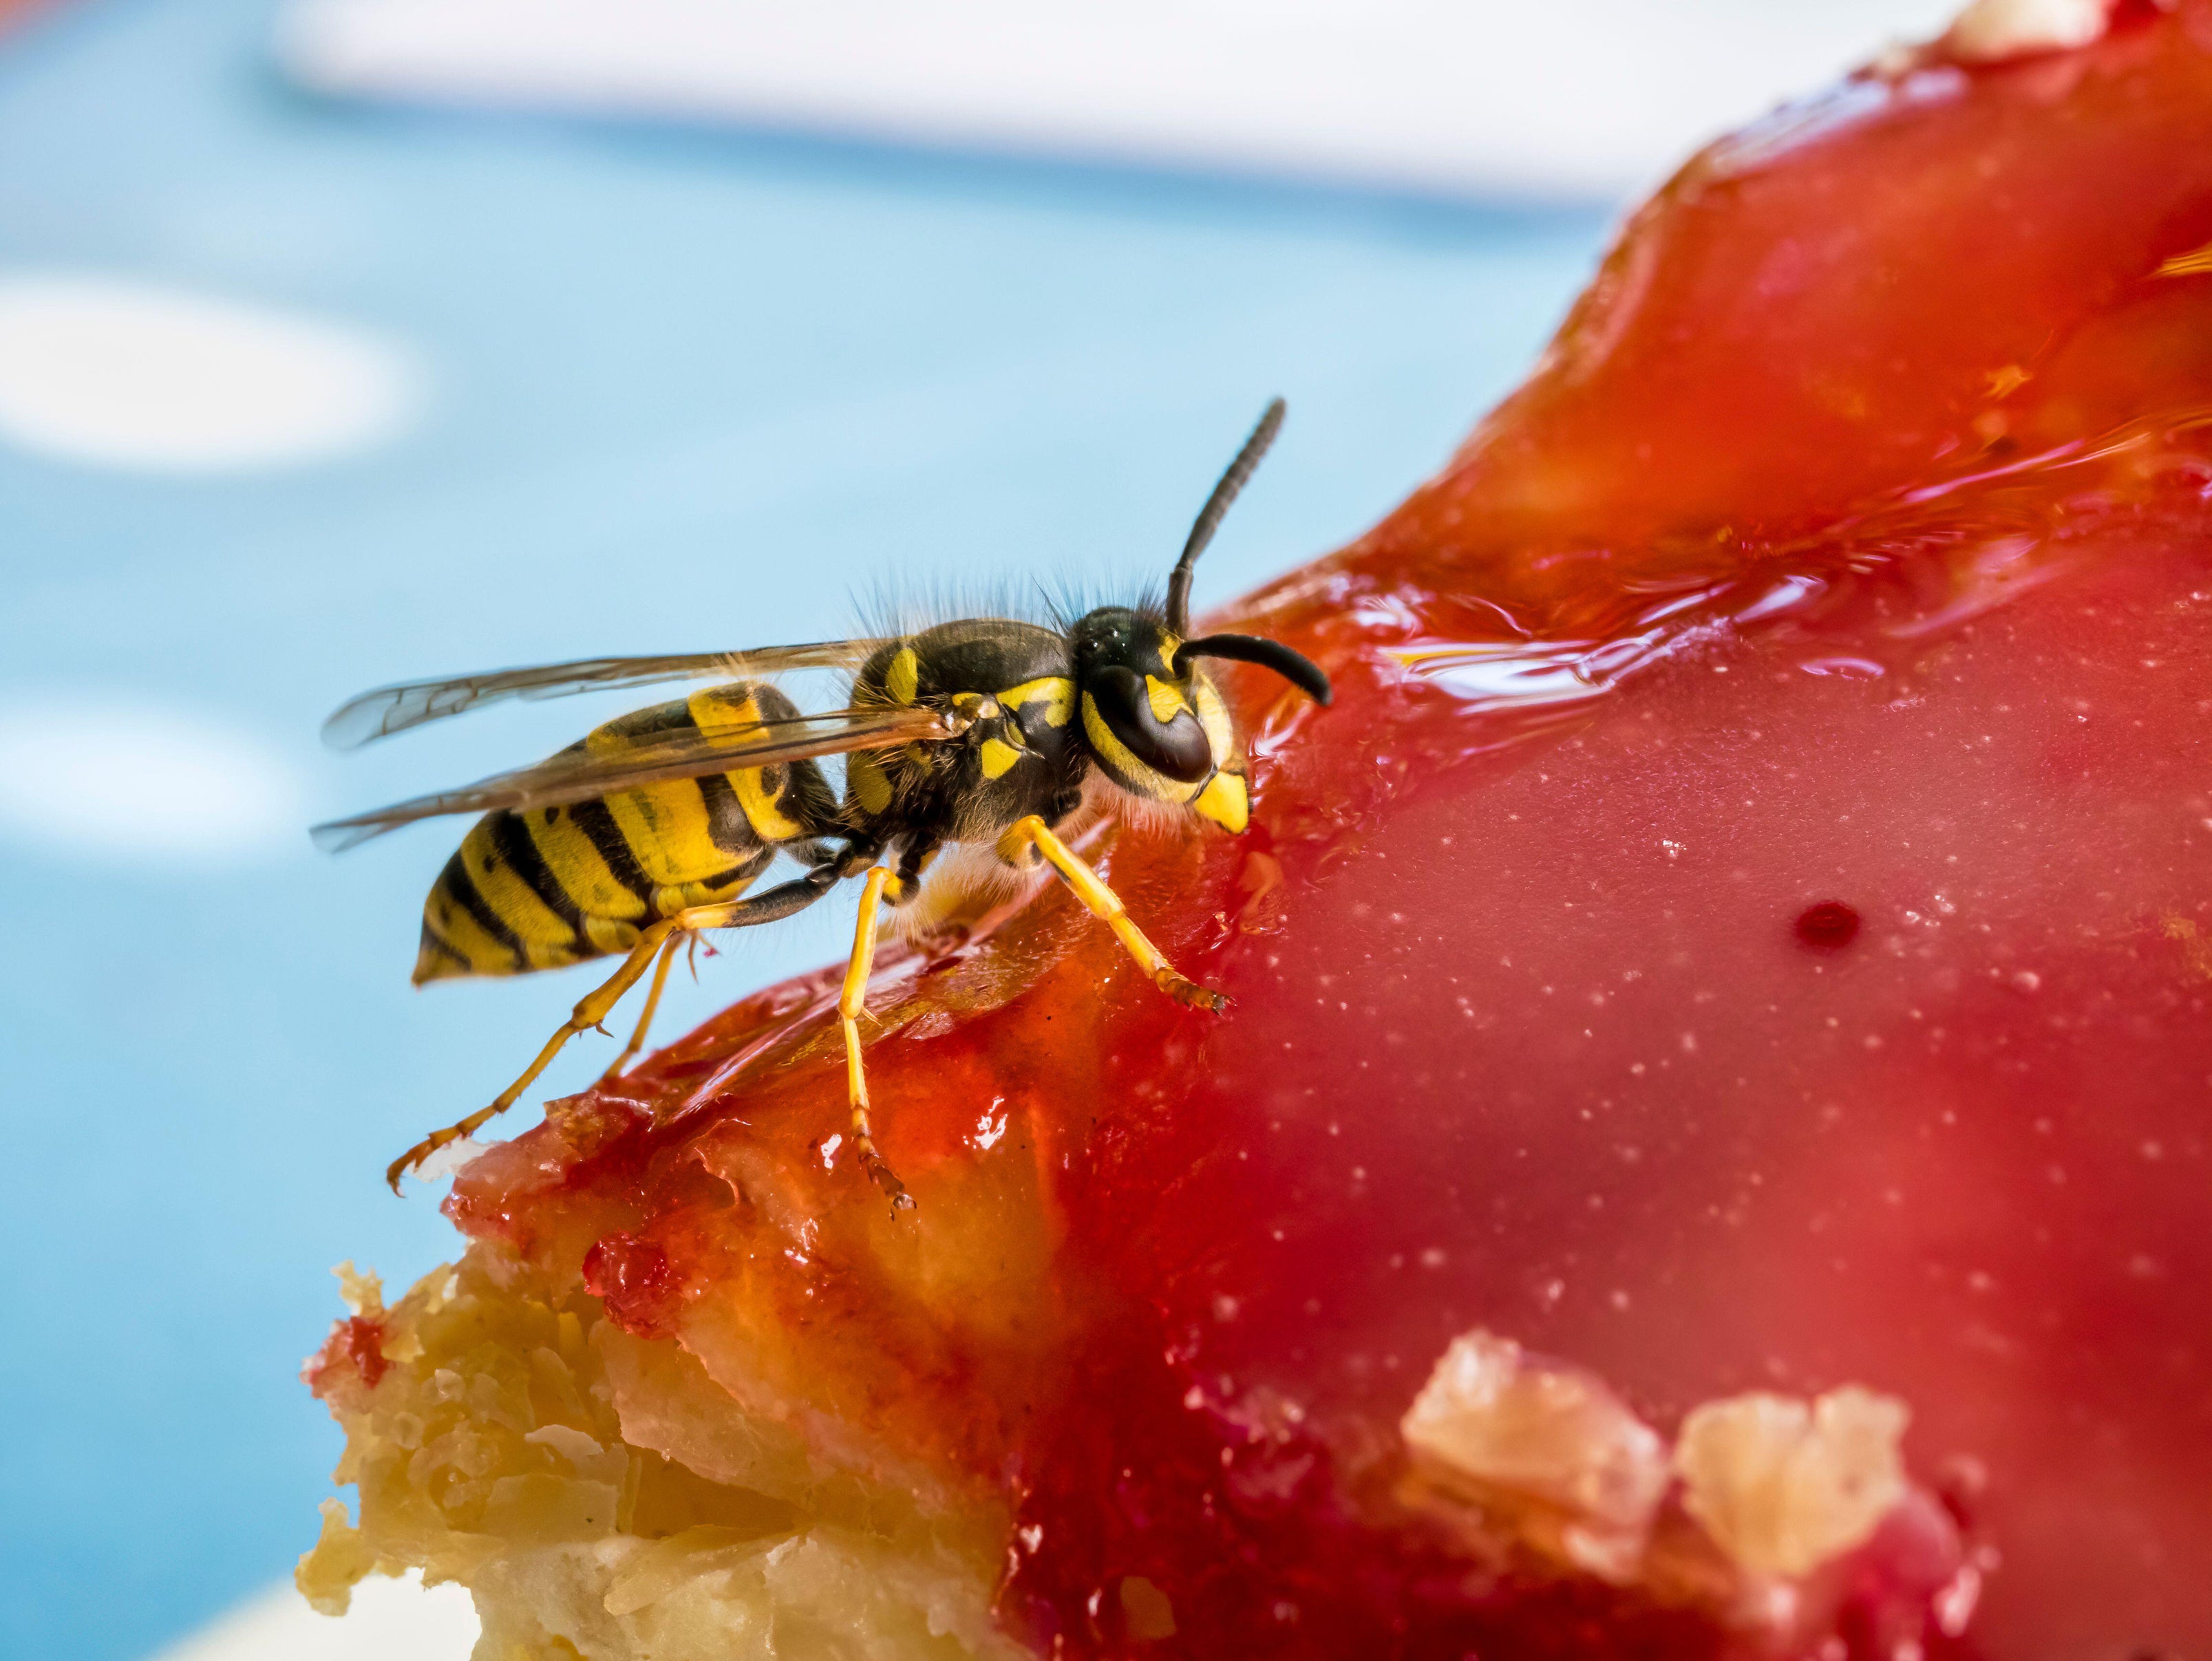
[1145,675,1189,724]
[885,647,920,707]
[1192,673,1235,762]
[1002,676,1076,727]
[1082,692,1160,797]
[1193,768,1248,833]
[979,736,1024,780]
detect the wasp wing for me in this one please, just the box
[321,641,889,751]
[313,703,952,853]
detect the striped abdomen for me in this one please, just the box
[414,682,838,983]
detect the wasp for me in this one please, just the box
[317,400,1329,1206]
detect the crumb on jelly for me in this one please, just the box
[1948,0,2113,62]
[1675,1388,1911,1579]
[1401,1329,1670,1580]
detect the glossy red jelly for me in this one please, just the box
[443,8,2212,1655]
[337,1315,388,1389]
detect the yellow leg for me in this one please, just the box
[386,887,811,1192]
[387,919,677,1190]
[840,866,915,1211]
[599,929,681,1083]
[997,815,1226,1011]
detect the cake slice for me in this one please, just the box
[305,3,2212,1654]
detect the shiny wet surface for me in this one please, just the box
[447,10,2212,1655]
[0,3,1606,1656]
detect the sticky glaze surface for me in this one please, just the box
[443,11,2212,1655]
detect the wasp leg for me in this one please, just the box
[840,865,916,1212]
[895,835,941,895]
[388,861,855,1192]
[599,928,682,1083]
[997,815,1226,1011]
[387,922,675,1189]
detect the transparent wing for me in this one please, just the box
[313,703,954,853]
[321,640,889,751]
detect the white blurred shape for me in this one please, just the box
[1948,0,2112,60]
[278,0,1965,200]
[147,1573,476,1661]
[0,275,421,473]
[0,698,303,861]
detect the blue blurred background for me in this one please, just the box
[0,0,1946,1654]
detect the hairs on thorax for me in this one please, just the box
[852,564,1168,641]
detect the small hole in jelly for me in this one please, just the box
[1795,900,1860,949]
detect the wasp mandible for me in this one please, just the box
[317,400,1330,1207]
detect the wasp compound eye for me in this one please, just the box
[1089,665,1215,782]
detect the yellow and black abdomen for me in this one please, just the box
[414,682,838,983]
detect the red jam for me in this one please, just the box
[447,9,2212,1656]
[339,1315,389,1390]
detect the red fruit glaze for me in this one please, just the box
[447,10,2212,1657]
[337,1316,387,1389]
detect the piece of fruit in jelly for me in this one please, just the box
[447,8,2212,1655]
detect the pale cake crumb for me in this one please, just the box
[1948,0,2114,62]
[1403,1330,1920,1602]
[300,1249,1021,1660]
[1674,1386,1911,1579]
[1401,1329,1670,1579]
[332,1260,383,1317]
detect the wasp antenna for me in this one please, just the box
[1171,632,1331,705]
[1165,398,1286,638]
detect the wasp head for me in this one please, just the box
[1065,399,1330,832]
[1069,606,1328,834]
